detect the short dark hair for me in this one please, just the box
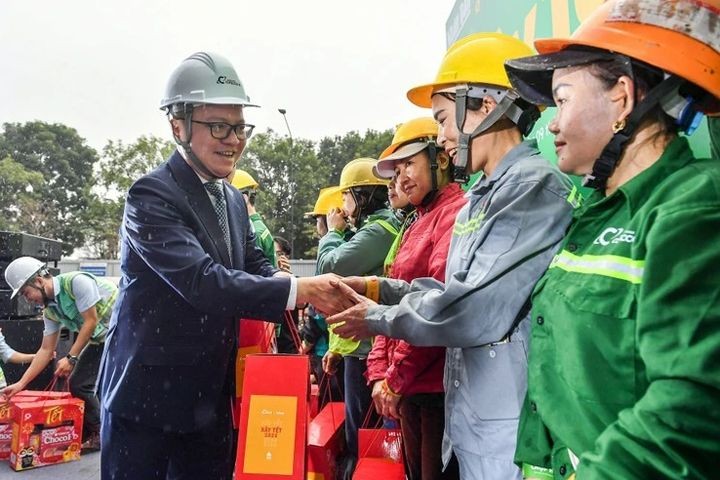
[274,236,291,256]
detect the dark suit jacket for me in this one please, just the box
[99,151,291,432]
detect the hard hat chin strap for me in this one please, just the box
[584,75,686,190]
[453,86,540,184]
[26,278,51,307]
[171,104,226,180]
[420,141,440,207]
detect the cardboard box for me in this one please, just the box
[8,397,84,471]
[0,391,72,460]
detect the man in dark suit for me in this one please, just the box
[99,51,346,480]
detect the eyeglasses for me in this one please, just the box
[192,120,255,140]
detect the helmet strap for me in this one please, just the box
[172,104,225,180]
[453,86,538,184]
[26,277,51,307]
[453,87,472,184]
[584,75,685,190]
[420,142,440,207]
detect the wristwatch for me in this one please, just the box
[65,354,79,366]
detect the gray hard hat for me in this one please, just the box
[159,51,259,111]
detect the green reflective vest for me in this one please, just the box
[44,272,118,344]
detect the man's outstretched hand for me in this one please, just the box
[325,281,376,340]
[296,274,356,316]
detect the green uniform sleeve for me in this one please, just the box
[578,192,720,478]
[251,214,276,267]
[258,228,276,267]
[316,222,393,277]
[709,117,720,161]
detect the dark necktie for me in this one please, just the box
[204,181,232,255]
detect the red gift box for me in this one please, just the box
[235,354,309,480]
[307,401,345,480]
[0,400,12,461]
[9,397,84,471]
[0,390,73,461]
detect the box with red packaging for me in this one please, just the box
[0,401,12,461]
[8,397,84,471]
[0,390,73,461]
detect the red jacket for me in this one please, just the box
[366,183,466,395]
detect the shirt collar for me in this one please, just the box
[50,276,61,306]
[589,136,695,216]
[470,139,540,194]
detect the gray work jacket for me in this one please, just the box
[366,141,577,479]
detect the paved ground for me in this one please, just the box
[1,450,100,479]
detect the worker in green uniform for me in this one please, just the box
[504,0,720,478]
[230,169,276,266]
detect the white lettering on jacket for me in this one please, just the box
[593,227,635,246]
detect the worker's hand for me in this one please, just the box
[381,390,402,420]
[326,281,376,340]
[277,254,291,273]
[341,276,368,296]
[1,382,26,401]
[322,351,342,375]
[54,357,74,378]
[327,208,348,232]
[296,274,356,316]
[371,380,384,414]
[300,340,314,355]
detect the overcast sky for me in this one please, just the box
[0,1,454,151]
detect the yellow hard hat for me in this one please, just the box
[407,32,536,108]
[375,117,440,179]
[326,158,388,197]
[305,187,344,217]
[230,169,259,190]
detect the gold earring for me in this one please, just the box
[612,119,626,133]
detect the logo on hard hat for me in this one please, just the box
[217,76,242,87]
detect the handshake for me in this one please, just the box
[294,274,377,340]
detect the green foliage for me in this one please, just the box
[243,128,392,258]
[98,135,174,196]
[316,129,394,186]
[85,135,173,258]
[0,156,45,232]
[242,129,331,259]
[0,122,98,254]
[0,119,393,261]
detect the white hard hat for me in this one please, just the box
[4,256,46,299]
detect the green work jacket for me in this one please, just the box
[317,208,399,357]
[249,213,276,267]
[515,137,720,479]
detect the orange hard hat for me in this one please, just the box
[505,0,720,114]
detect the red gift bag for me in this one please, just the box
[353,428,405,479]
[235,354,309,480]
[353,458,406,479]
[233,319,278,426]
[307,401,345,480]
[308,384,320,420]
[8,396,84,471]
